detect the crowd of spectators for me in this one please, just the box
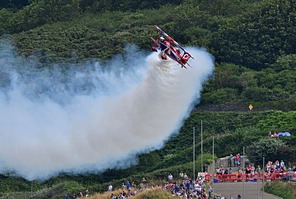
[65,157,295,199]
[64,190,89,199]
[164,172,210,199]
[107,173,213,199]
[267,131,291,137]
[109,180,139,199]
[213,157,296,183]
[75,158,295,199]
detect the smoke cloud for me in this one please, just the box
[0,40,214,180]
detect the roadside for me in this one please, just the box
[213,181,283,199]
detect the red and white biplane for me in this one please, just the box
[150,25,193,68]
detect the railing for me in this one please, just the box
[204,172,289,182]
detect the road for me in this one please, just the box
[212,181,283,199]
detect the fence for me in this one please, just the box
[204,172,290,183]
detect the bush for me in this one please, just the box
[265,181,296,199]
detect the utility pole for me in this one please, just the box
[201,120,203,172]
[193,127,196,181]
[243,147,245,199]
[262,156,265,199]
[30,180,34,199]
[212,136,215,192]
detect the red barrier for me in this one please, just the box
[204,172,287,182]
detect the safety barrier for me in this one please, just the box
[204,172,289,182]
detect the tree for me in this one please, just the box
[210,1,296,70]
[246,138,286,165]
[271,54,296,72]
[7,0,80,33]
[0,0,29,10]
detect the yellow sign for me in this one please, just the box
[248,104,253,110]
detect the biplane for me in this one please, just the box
[150,25,193,68]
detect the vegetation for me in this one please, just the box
[91,187,175,199]
[246,138,286,165]
[0,0,295,198]
[265,181,296,199]
[0,0,295,108]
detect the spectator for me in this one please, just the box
[179,171,184,179]
[246,165,251,174]
[229,154,234,167]
[251,165,255,175]
[141,177,147,189]
[280,160,285,170]
[141,177,146,184]
[126,181,131,190]
[256,165,261,175]
[185,180,191,191]
[216,167,220,174]
[132,181,136,188]
[208,186,213,197]
[235,153,241,167]
[273,132,278,137]
[168,173,173,182]
[108,184,113,191]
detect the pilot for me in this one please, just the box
[159,36,171,59]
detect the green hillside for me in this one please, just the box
[0,0,295,198]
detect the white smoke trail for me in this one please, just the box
[0,41,214,180]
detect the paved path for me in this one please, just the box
[213,182,282,199]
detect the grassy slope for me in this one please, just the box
[1,110,295,198]
[11,7,175,63]
[91,187,175,199]
[1,2,295,198]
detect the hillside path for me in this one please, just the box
[213,182,283,199]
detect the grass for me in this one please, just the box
[90,187,174,199]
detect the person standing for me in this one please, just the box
[280,160,285,170]
[168,173,173,182]
[229,154,234,167]
[108,184,113,192]
[126,181,131,190]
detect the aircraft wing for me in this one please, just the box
[155,25,194,59]
[155,25,193,59]
[150,36,160,47]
